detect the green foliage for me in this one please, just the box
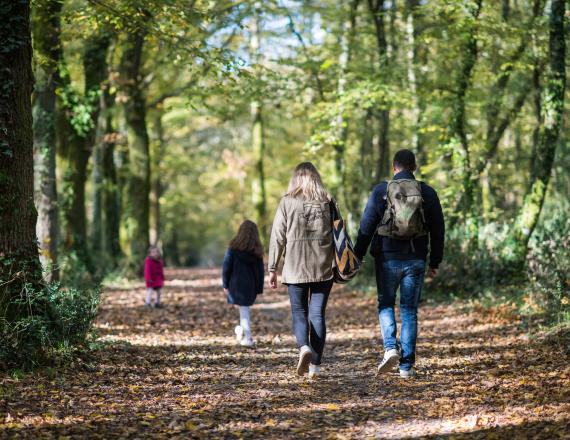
[427,221,521,295]
[0,282,100,369]
[57,249,98,288]
[527,212,570,323]
[56,64,100,138]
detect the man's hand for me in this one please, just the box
[268,271,278,289]
[224,288,229,294]
[426,267,438,279]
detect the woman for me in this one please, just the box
[268,162,334,379]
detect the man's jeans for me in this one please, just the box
[375,259,425,371]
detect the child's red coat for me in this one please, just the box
[144,257,164,288]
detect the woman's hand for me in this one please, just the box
[268,272,278,289]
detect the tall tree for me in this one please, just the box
[368,0,391,181]
[332,0,360,200]
[119,14,151,270]
[32,0,62,281]
[150,110,165,248]
[405,0,423,165]
[0,0,42,303]
[250,7,268,245]
[511,0,566,259]
[58,34,110,269]
[100,84,122,262]
[450,0,482,223]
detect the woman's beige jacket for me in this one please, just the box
[268,196,334,284]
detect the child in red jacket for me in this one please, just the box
[144,246,165,308]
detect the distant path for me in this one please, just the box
[1,267,569,439]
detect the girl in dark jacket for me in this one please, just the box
[222,220,265,347]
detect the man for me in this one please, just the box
[354,149,444,378]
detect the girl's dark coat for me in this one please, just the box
[222,249,264,306]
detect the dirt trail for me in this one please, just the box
[1,267,569,439]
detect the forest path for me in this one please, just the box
[1,267,569,439]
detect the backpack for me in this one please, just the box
[330,199,361,284]
[377,179,426,239]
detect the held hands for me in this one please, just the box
[268,271,278,289]
[426,267,439,279]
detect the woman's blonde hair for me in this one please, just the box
[286,162,330,202]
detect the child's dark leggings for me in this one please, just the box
[287,279,333,365]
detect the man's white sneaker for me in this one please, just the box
[297,345,312,376]
[399,368,416,379]
[308,364,320,379]
[234,325,243,343]
[240,337,255,348]
[377,348,400,374]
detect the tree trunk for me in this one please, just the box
[32,0,62,282]
[101,86,122,263]
[91,130,103,257]
[511,0,566,259]
[120,21,150,271]
[151,112,165,248]
[58,35,109,270]
[0,0,42,305]
[250,10,268,245]
[451,0,482,221]
[89,37,112,260]
[405,0,423,168]
[333,0,360,200]
[368,0,391,181]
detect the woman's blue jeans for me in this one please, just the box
[375,259,425,371]
[287,279,333,365]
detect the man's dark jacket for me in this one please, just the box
[353,170,445,268]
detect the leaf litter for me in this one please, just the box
[1,268,569,439]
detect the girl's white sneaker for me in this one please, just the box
[399,367,416,379]
[240,337,255,347]
[234,325,243,342]
[308,364,320,379]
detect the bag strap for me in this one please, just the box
[329,197,342,223]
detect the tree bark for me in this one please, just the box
[58,35,109,269]
[119,19,151,271]
[100,89,122,263]
[368,0,391,181]
[250,9,268,245]
[405,0,423,167]
[511,0,566,259]
[0,0,42,305]
[333,0,360,201]
[451,0,482,220]
[32,0,62,281]
[151,111,165,248]
[88,36,111,261]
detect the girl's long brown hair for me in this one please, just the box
[229,220,264,258]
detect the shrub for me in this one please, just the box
[427,221,520,295]
[0,282,100,369]
[527,213,570,323]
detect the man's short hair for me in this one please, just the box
[393,149,416,171]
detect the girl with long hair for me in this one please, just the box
[268,162,334,378]
[222,220,265,347]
